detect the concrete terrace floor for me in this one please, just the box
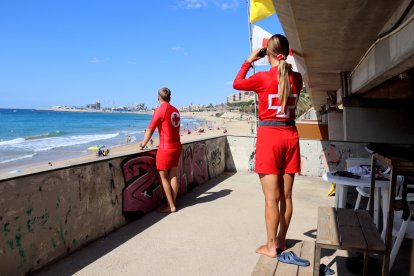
[35,173,412,276]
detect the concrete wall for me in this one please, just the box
[225,136,257,172]
[327,110,344,141]
[225,136,370,176]
[299,139,370,176]
[0,137,226,276]
[0,158,126,276]
[351,15,414,94]
[343,107,414,144]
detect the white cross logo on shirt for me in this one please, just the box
[171,112,180,127]
[268,94,298,118]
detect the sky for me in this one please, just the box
[0,0,284,109]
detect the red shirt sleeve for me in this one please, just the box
[233,61,266,93]
[148,108,161,132]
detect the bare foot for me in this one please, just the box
[256,244,277,258]
[159,206,177,213]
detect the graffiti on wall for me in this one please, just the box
[121,139,225,214]
[180,143,208,194]
[248,150,256,172]
[209,148,221,169]
[206,139,225,179]
[299,140,369,176]
[321,144,342,166]
[0,136,232,275]
[0,174,78,271]
[121,152,163,214]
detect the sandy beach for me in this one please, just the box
[0,111,255,180]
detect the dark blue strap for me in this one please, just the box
[258,120,295,127]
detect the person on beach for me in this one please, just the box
[233,34,303,258]
[139,87,182,213]
[97,147,103,157]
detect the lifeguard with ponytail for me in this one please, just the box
[233,34,303,258]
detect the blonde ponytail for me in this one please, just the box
[267,34,291,115]
[277,59,291,114]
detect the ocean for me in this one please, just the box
[0,108,201,172]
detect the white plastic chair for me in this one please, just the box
[353,168,394,211]
[389,193,414,270]
[354,186,370,210]
[352,172,413,269]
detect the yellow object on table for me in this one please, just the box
[327,183,336,196]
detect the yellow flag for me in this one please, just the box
[249,0,276,23]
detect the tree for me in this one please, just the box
[227,100,255,114]
[296,87,312,118]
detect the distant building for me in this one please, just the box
[136,102,146,111]
[52,105,75,110]
[179,104,205,112]
[86,101,101,110]
[227,91,255,104]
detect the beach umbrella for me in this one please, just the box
[87,145,104,151]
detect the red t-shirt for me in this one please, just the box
[233,61,303,121]
[148,102,181,150]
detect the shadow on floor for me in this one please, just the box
[303,229,317,240]
[285,239,303,250]
[34,172,235,276]
[318,243,412,276]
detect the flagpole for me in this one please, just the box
[246,0,258,133]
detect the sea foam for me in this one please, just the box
[0,153,37,164]
[0,138,25,146]
[0,133,120,152]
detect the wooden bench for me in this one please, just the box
[314,207,386,276]
[251,241,315,276]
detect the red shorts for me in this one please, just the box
[255,126,300,174]
[156,146,182,170]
